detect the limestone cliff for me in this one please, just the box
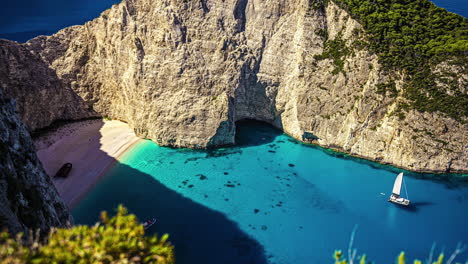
[1,0,466,173]
[0,89,71,235]
[0,39,96,131]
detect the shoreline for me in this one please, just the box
[35,119,142,209]
[287,135,468,176]
[68,137,141,209]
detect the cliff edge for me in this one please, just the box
[0,0,466,173]
[0,89,71,235]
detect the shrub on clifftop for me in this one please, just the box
[0,205,174,264]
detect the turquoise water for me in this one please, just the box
[73,121,468,264]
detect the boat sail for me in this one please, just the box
[388,173,410,206]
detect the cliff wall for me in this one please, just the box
[0,39,96,131]
[1,0,466,173]
[0,89,71,235]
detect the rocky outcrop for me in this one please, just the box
[0,0,466,173]
[0,88,72,235]
[0,39,96,131]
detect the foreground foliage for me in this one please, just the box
[334,250,468,264]
[329,0,468,120]
[0,205,174,264]
[334,250,447,264]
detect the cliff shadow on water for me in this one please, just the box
[68,120,267,264]
[234,119,282,147]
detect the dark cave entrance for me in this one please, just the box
[234,119,283,147]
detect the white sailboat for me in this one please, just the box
[388,173,410,206]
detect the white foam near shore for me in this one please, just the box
[34,119,141,208]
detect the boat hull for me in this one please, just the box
[388,196,410,206]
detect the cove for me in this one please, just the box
[73,121,468,264]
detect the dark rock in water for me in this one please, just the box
[268,150,276,153]
[288,163,295,167]
[224,198,229,201]
[254,209,260,214]
[188,184,194,188]
[184,157,203,164]
[287,139,298,144]
[277,140,285,143]
[206,149,243,158]
[197,174,207,180]
[225,184,236,188]
[169,161,174,164]
[261,225,268,230]
[204,194,208,198]
[224,172,229,175]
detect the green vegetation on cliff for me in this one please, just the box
[0,206,174,264]
[330,0,468,120]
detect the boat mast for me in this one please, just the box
[403,176,409,199]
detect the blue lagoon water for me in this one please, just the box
[73,121,468,264]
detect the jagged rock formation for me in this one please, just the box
[0,0,466,173]
[0,40,96,131]
[0,89,72,235]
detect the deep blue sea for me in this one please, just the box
[73,121,468,264]
[0,0,119,42]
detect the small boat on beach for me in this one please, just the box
[54,163,72,178]
[142,218,157,230]
[388,172,410,206]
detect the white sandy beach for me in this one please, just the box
[35,119,141,208]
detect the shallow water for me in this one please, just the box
[73,121,468,264]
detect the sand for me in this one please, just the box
[35,119,141,209]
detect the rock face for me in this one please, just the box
[0,0,466,173]
[0,89,72,235]
[0,39,96,131]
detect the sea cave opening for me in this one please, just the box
[234,119,283,147]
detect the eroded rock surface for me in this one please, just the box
[0,39,96,131]
[0,89,71,235]
[0,0,466,173]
